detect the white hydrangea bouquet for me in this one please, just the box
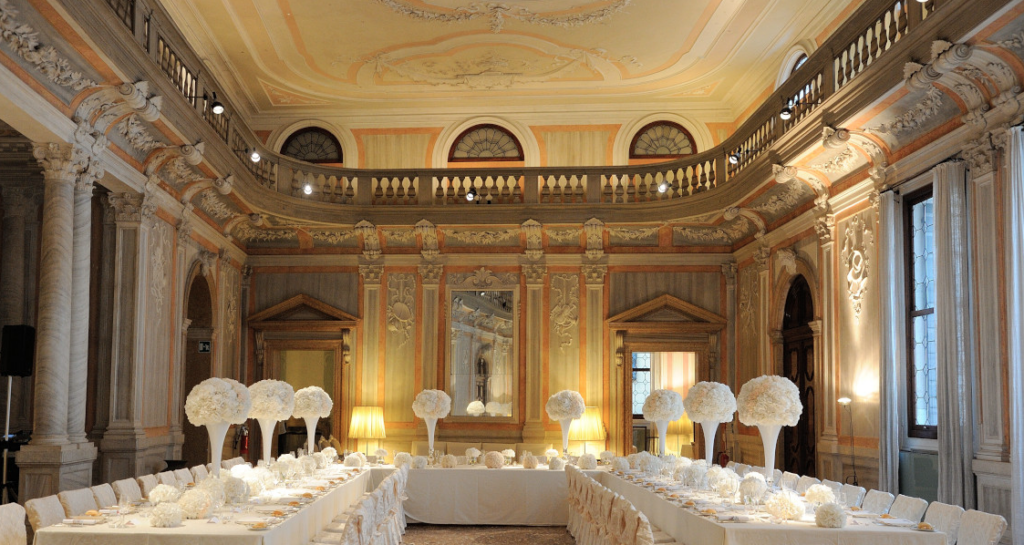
[684,382,736,464]
[805,484,835,507]
[292,386,333,455]
[412,389,451,456]
[501,449,516,465]
[465,447,481,465]
[484,451,504,469]
[545,390,585,454]
[765,490,804,521]
[737,375,802,481]
[185,377,251,477]
[466,400,485,416]
[247,379,294,464]
[642,389,685,456]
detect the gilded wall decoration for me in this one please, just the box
[383,229,416,244]
[841,212,874,321]
[550,274,579,352]
[233,224,296,243]
[386,274,416,347]
[372,0,632,33]
[673,221,748,245]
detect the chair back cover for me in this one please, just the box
[923,501,965,544]
[25,495,64,532]
[173,468,194,485]
[157,471,177,486]
[779,472,799,490]
[90,483,118,508]
[191,464,209,482]
[958,509,1008,545]
[734,463,749,476]
[821,479,843,498]
[862,490,896,514]
[112,478,142,503]
[888,494,929,522]
[137,474,159,497]
[841,484,866,507]
[0,502,26,545]
[58,487,98,516]
[795,475,821,494]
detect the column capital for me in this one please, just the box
[522,219,543,261]
[754,246,771,272]
[523,263,547,285]
[815,213,836,245]
[582,264,607,285]
[721,262,737,283]
[419,263,443,285]
[108,192,155,224]
[32,142,89,185]
[359,264,384,285]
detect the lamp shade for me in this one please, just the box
[348,406,386,440]
[667,412,693,436]
[569,406,606,441]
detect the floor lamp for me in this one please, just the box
[569,407,606,455]
[348,406,386,457]
[838,397,859,486]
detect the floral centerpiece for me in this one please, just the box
[222,475,250,505]
[545,448,559,461]
[484,451,504,469]
[292,386,333,454]
[501,449,516,465]
[736,375,802,482]
[177,489,213,519]
[548,457,566,470]
[322,447,338,463]
[740,473,768,504]
[545,390,585,455]
[466,400,485,416]
[394,452,412,468]
[766,491,804,521]
[805,484,835,507]
[413,389,451,457]
[197,475,225,506]
[148,484,181,505]
[578,453,598,470]
[522,453,538,469]
[612,457,630,472]
[815,503,847,528]
[150,502,183,528]
[465,447,481,465]
[600,450,616,464]
[441,454,458,468]
[684,382,737,464]
[411,456,428,469]
[185,377,251,477]
[247,380,294,464]
[716,472,740,499]
[642,389,685,456]
[374,448,389,464]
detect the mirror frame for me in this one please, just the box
[444,268,520,424]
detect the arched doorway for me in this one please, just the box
[181,269,215,469]
[782,275,816,476]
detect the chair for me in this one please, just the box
[112,478,143,503]
[734,463,749,476]
[888,494,929,522]
[821,479,842,499]
[156,471,177,486]
[0,502,27,545]
[795,475,821,494]
[173,468,194,486]
[841,484,866,507]
[190,464,209,482]
[137,474,159,497]
[957,509,1007,545]
[90,483,118,508]
[923,501,965,544]
[24,495,65,532]
[779,471,799,490]
[862,490,896,514]
[58,488,98,516]
[772,469,783,483]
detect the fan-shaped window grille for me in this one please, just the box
[629,121,696,158]
[281,127,342,164]
[448,124,524,162]
[790,53,808,77]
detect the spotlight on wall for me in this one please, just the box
[210,92,225,115]
[302,182,313,195]
[657,181,669,193]
[779,105,794,120]
[249,148,261,163]
[466,187,477,202]
[728,153,741,164]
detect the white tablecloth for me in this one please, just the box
[372,465,606,526]
[34,470,372,545]
[598,472,947,545]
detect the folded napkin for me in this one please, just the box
[62,519,100,525]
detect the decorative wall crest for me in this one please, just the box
[583,218,604,260]
[372,0,631,33]
[386,274,416,347]
[521,220,543,260]
[149,222,170,314]
[448,267,518,288]
[0,0,96,90]
[775,248,797,280]
[841,212,874,321]
[445,228,519,245]
[872,87,944,136]
[356,220,381,260]
[309,229,357,244]
[550,274,579,352]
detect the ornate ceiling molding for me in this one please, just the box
[372,0,632,33]
[0,0,95,90]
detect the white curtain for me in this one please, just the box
[876,190,904,494]
[932,161,975,508]
[1005,127,1024,544]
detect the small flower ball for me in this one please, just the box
[411,456,428,469]
[484,451,505,469]
[815,502,847,528]
[549,457,566,470]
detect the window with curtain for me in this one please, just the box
[632,352,652,418]
[904,187,938,439]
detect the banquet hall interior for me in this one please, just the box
[0,0,1023,543]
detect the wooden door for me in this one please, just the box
[781,276,816,477]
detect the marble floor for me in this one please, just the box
[402,524,575,544]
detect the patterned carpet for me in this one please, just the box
[402,524,575,544]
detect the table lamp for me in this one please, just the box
[667,412,693,456]
[569,406,606,454]
[349,406,386,456]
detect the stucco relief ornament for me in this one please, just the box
[550,274,579,352]
[0,0,96,90]
[872,87,944,137]
[841,212,874,321]
[386,274,415,347]
[373,0,631,33]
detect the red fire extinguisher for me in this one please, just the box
[236,424,250,455]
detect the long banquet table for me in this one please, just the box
[599,471,947,545]
[34,468,372,545]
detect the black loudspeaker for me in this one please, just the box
[0,325,34,377]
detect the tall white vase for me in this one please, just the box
[758,424,782,483]
[425,417,437,456]
[304,417,318,454]
[257,418,277,464]
[656,420,669,457]
[559,418,573,455]
[700,421,720,466]
[206,421,230,478]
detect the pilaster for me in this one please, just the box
[419,262,443,390]
[521,262,547,442]
[359,264,384,413]
[582,264,606,425]
[754,246,771,375]
[816,213,838,440]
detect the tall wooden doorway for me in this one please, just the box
[781,275,816,477]
[182,270,215,469]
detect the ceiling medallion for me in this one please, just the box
[373,0,632,33]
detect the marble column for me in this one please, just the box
[67,171,99,444]
[1,187,30,434]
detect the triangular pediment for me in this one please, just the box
[607,294,725,326]
[249,294,359,324]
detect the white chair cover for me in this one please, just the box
[636,510,658,545]
[923,501,965,544]
[173,468,194,486]
[190,464,209,482]
[779,472,799,491]
[957,509,1008,545]
[734,464,749,476]
[862,490,896,514]
[90,483,118,508]
[0,501,26,545]
[311,531,343,544]
[25,495,64,532]
[821,479,843,499]
[156,471,177,486]
[58,488,98,516]
[888,494,929,522]
[795,475,821,494]
[841,484,866,507]
[112,478,142,503]
[137,474,159,497]
[772,469,783,483]
[621,504,642,545]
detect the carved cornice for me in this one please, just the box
[815,213,836,245]
[373,0,632,33]
[448,267,518,288]
[721,262,737,283]
[522,219,543,261]
[0,1,96,91]
[107,191,155,224]
[583,218,604,260]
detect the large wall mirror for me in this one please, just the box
[446,269,520,421]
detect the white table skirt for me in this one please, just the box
[372,465,606,526]
[598,472,947,545]
[34,470,372,545]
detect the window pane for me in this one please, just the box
[632,353,652,415]
[910,197,935,311]
[910,312,938,427]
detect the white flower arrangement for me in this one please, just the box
[684,382,737,423]
[441,454,458,468]
[548,457,566,470]
[682,464,708,487]
[638,454,663,475]
[706,466,725,487]
[626,453,639,469]
[300,456,317,475]
[247,380,295,421]
[600,450,616,463]
[272,457,300,479]
[322,447,338,462]
[578,453,598,470]
[352,451,367,463]
[411,456,428,469]
[484,451,504,469]
[150,502,183,528]
[466,447,482,459]
[805,484,836,505]
[716,472,741,498]
[485,401,504,416]
[765,491,804,521]
[177,489,213,519]
[292,386,333,418]
[815,502,847,528]
[278,453,296,462]
[394,452,412,468]
[243,472,267,497]
[642,389,685,422]
[374,448,388,462]
[412,390,452,419]
[612,457,630,472]
[545,448,559,459]
[675,458,692,471]
[661,454,678,465]
[522,453,538,469]
[148,484,181,505]
[545,390,585,421]
[312,452,328,469]
[501,449,516,462]
[736,375,803,427]
[740,473,768,502]
[197,475,225,505]
[466,400,485,416]
[230,464,253,479]
[344,454,364,468]
[185,377,251,426]
[222,475,250,504]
